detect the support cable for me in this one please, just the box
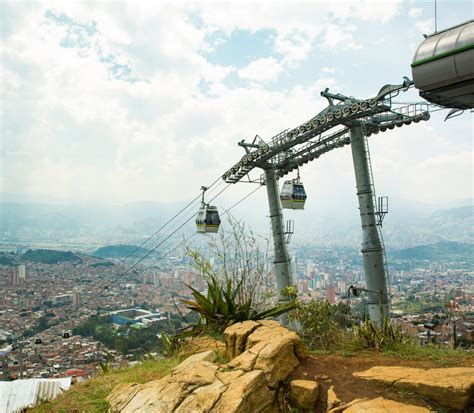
[162,184,263,258]
[113,175,223,265]
[115,184,232,279]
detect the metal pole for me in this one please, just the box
[349,125,389,325]
[19,345,23,379]
[264,167,293,304]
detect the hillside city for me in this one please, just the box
[0,235,472,382]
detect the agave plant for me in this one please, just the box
[180,274,297,333]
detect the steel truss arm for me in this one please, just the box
[222,78,439,185]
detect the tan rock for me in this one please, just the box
[328,398,367,413]
[107,383,143,412]
[254,337,300,388]
[179,336,226,359]
[258,319,281,328]
[246,323,300,350]
[290,379,319,410]
[216,369,245,384]
[227,342,261,371]
[109,323,305,413]
[342,397,432,412]
[173,350,217,371]
[224,320,260,360]
[354,366,474,411]
[327,385,341,411]
[229,335,299,388]
[212,370,275,413]
[169,360,218,388]
[107,360,218,413]
[246,323,306,359]
[175,380,226,413]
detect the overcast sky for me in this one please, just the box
[1,0,473,211]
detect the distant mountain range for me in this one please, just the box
[391,241,474,264]
[0,196,472,249]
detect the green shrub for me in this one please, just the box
[351,317,405,350]
[289,298,345,350]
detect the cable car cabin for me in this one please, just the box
[411,20,474,109]
[196,205,221,233]
[280,180,307,210]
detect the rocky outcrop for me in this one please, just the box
[107,352,220,412]
[107,322,470,413]
[108,320,304,413]
[353,366,474,411]
[224,320,260,360]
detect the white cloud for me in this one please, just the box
[408,7,423,19]
[328,0,402,23]
[321,66,336,74]
[320,23,361,50]
[415,18,435,34]
[1,1,471,208]
[274,30,313,67]
[239,57,283,83]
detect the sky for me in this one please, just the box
[1,0,473,215]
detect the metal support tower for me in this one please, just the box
[224,78,440,325]
[350,125,390,324]
[264,167,293,309]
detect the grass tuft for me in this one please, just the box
[381,341,470,367]
[29,357,179,413]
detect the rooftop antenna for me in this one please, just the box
[434,0,438,33]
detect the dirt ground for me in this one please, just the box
[291,353,474,413]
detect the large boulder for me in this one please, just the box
[108,321,304,412]
[212,370,275,413]
[354,366,474,411]
[224,320,260,360]
[229,336,299,388]
[174,381,226,413]
[108,359,219,412]
[246,320,306,358]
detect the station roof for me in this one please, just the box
[412,20,474,67]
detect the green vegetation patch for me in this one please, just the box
[22,249,81,264]
[29,357,178,413]
[93,244,149,258]
[72,314,181,359]
[382,341,471,367]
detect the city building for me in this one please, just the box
[108,308,166,327]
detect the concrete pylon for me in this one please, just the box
[350,125,390,324]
